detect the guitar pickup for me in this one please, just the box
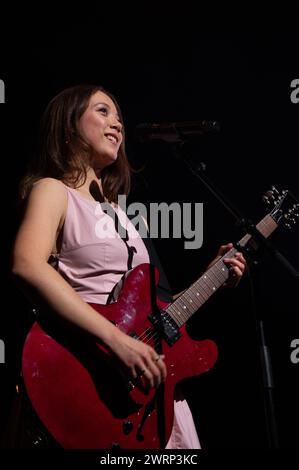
[148,310,181,346]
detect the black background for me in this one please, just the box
[0,7,299,450]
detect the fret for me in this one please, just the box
[177,296,193,317]
[210,263,228,283]
[204,267,225,289]
[168,302,188,327]
[180,290,200,314]
[167,303,183,325]
[189,284,206,306]
[168,302,187,325]
[195,281,211,301]
[174,297,190,320]
[184,288,201,309]
[200,274,218,295]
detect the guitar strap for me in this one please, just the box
[103,203,137,272]
[135,216,173,303]
[103,202,173,303]
[103,203,170,448]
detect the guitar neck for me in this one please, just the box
[166,213,278,327]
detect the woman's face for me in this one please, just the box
[78,90,123,170]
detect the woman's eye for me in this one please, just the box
[98,107,108,114]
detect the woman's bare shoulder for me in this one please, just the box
[32,177,66,190]
[26,177,68,223]
[31,177,67,200]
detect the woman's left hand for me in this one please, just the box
[208,243,247,288]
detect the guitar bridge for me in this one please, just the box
[148,310,181,346]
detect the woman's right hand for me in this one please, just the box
[109,331,167,389]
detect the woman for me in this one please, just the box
[11,84,246,449]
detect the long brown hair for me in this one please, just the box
[19,84,131,203]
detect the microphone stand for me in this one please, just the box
[169,139,299,449]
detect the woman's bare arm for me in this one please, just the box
[11,178,166,387]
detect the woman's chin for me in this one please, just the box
[94,152,118,169]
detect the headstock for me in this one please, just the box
[262,186,299,229]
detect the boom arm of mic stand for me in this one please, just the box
[170,142,244,221]
[172,143,299,280]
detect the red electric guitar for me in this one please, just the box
[22,188,298,449]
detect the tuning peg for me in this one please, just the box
[284,212,299,228]
[262,195,272,205]
[290,204,299,219]
[271,186,284,202]
[263,192,280,206]
[277,189,288,200]
[288,207,297,215]
[262,189,275,205]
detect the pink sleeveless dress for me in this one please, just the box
[55,185,201,449]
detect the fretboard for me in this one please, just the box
[166,213,278,327]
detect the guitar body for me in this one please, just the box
[22,263,218,449]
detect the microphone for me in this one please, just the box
[135,120,220,143]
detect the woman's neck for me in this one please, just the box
[85,167,101,187]
[76,167,105,202]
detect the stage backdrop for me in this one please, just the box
[1,17,298,449]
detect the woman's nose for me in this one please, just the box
[110,119,122,133]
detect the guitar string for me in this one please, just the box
[134,215,273,346]
[135,212,273,346]
[128,215,276,384]
[134,246,241,346]
[130,206,273,346]
[134,254,232,346]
